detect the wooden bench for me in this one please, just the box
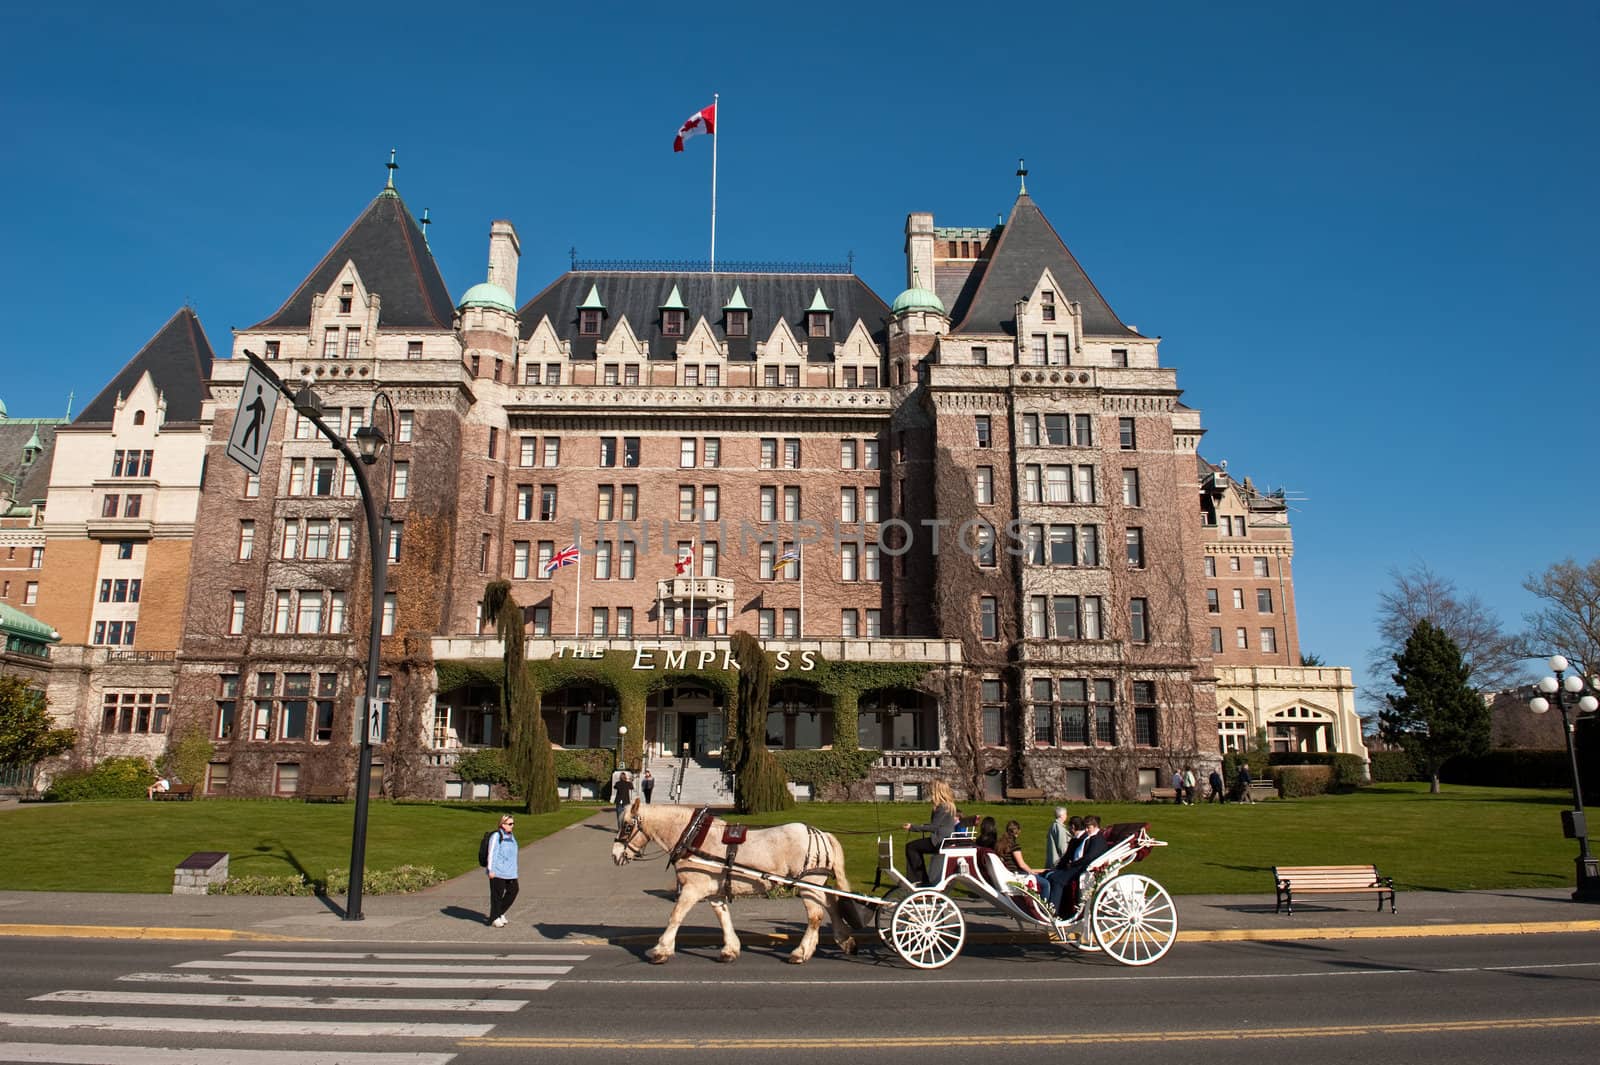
[304,785,349,803]
[1004,788,1046,803]
[1274,864,1396,915]
[153,784,195,801]
[1147,786,1182,803]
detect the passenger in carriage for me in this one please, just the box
[999,820,1037,876]
[902,780,963,886]
[1046,814,1109,918]
[975,816,999,850]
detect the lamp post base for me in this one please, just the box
[1574,856,1600,904]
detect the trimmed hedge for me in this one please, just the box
[209,865,447,896]
[44,757,156,801]
[1274,764,1334,797]
[1441,749,1570,789]
[452,747,614,792]
[1269,752,1367,791]
[1369,750,1419,783]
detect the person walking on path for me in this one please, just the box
[1183,767,1197,805]
[641,770,655,804]
[1170,769,1185,804]
[486,815,520,927]
[1236,762,1254,804]
[1044,806,1070,869]
[1208,768,1226,804]
[614,771,634,828]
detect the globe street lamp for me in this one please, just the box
[245,352,395,921]
[1528,654,1600,902]
[617,724,629,774]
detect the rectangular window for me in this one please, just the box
[843,366,858,389]
[623,438,639,467]
[974,415,992,448]
[783,486,801,522]
[726,310,748,337]
[1257,588,1274,613]
[1126,527,1144,568]
[1111,347,1129,367]
[701,486,719,521]
[520,437,537,467]
[600,437,617,467]
[281,519,300,560]
[1130,598,1149,643]
[323,327,339,358]
[1236,627,1248,649]
[1082,597,1103,639]
[328,592,347,634]
[782,608,800,637]
[1032,678,1055,744]
[1044,414,1068,446]
[539,485,558,522]
[513,541,530,580]
[1045,466,1070,502]
[1119,417,1136,450]
[603,364,619,386]
[980,596,998,640]
[238,521,255,561]
[841,543,859,581]
[1075,465,1096,503]
[392,462,409,499]
[229,592,246,635]
[296,592,324,634]
[840,488,858,523]
[862,488,880,522]
[335,520,353,560]
[1206,589,1220,613]
[865,609,882,637]
[1261,627,1278,652]
[1050,334,1069,364]
[312,459,336,496]
[618,540,636,580]
[981,679,1004,745]
[865,544,881,580]
[594,541,612,580]
[765,365,780,387]
[1233,589,1245,609]
[783,439,800,469]
[387,521,402,563]
[621,485,638,520]
[679,486,697,522]
[975,466,994,505]
[1254,556,1270,577]
[702,438,721,467]
[757,608,775,637]
[206,762,230,795]
[841,609,859,637]
[580,309,602,336]
[273,590,291,633]
[1028,596,1048,638]
[23,581,37,605]
[1122,469,1141,507]
[382,594,397,636]
[305,519,331,560]
[840,440,857,469]
[863,439,880,469]
[1047,525,1074,567]
[344,328,361,358]
[1210,627,1224,653]
[1093,679,1116,744]
[1133,681,1157,746]
[398,410,414,442]
[407,340,422,359]
[1029,334,1047,364]
[596,485,614,520]
[679,438,696,468]
[101,494,119,518]
[623,364,639,386]
[1022,465,1041,503]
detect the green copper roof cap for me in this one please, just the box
[891,287,946,315]
[660,285,687,311]
[0,602,60,644]
[458,282,516,313]
[807,288,832,313]
[24,429,42,450]
[0,396,8,419]
[722,285,750,311]
[578,284,606,311]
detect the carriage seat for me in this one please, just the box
[976,848,1039,895]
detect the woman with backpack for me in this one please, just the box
[484,815,520,927]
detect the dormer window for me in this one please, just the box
[726,309,749,337]
[1041,290,1056,322]
[579,309,602,336]
[662,309,686,337]
[339,283,354,314]
[808,312,831,338]
[265,340,280,360]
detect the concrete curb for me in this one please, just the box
[0,923,304,942]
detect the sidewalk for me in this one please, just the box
[0,811,1595,947]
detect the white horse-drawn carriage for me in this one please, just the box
[612,801,1178,970]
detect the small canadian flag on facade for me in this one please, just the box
[673,103,716,152]
[674,546,696,575]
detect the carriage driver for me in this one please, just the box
[901,780,964,886]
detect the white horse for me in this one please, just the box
[611,799,859,965]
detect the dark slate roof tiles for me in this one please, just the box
[518,272,891,359]
[0,420,61,508]
[952,195,1136,338]
[250,190,454,331]
[76,308,215,425]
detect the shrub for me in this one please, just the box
[552,748,614,784]
[1441,749,1571,789]
[1369,750,1419,783]
[323,864,447,895]
[1275,764,1333,797]
[454,749,511,786]
[44,756,156,801]
[1331,754,1367,791]
[208,874,315,896]
[164,730,214,789]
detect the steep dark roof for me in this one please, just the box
[0,419,61,509]
[76,308,215,425]
[952,194,1136,337]
[518,272,891,360]
[250,190,454,331]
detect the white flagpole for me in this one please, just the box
[797,542,804,638]
[710,92,719,273]
[574,544,583,637]
[688,536,698,641]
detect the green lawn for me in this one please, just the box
[0,799,597,893]
[0,785,1579,895]
[738,784,1578,895]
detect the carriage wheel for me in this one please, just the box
[888,889,966,970]
[1089,873,1178,966]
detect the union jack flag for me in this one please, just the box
[543,543,580,577]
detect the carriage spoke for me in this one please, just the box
[889,890,966,970]
[1090,874,1177,967]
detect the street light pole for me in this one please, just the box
[1529,654,1600,903]
[243,353,394,922]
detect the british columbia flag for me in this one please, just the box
[543,543,580,577]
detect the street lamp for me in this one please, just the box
[244,353,396,922]
[1528,654,1600,903]
[617,724,629,773]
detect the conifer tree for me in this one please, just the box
[483,581,559,812]
[727,631,794,813]
[1380,619,1489,793]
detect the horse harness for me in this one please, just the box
[668,806,835,898]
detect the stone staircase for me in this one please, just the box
[660,759,733,806]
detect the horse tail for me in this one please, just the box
[827,831,853,894]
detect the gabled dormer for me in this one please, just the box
[311,262,377,360]
[806,288,833,339]
[659,285,689,340]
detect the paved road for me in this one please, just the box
[2,932,1598,1064]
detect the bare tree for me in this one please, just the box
[1522,557,1600,677]
[1368,563,1520,698]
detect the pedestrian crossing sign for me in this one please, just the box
[226,365,279,476]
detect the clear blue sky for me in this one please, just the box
[3,1,1595,706]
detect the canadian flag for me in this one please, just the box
[674,546,696,575]
[673,103,716,152]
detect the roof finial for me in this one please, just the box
[1016,157,1028,195]
[65,390,74,420]
[386,148,398,190]
[420,207,431,246]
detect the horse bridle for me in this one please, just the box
[614,813,650,862]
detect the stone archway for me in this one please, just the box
[859,686,937,752]
[1266,704,1338,754]
[1217,704,1251,754]
[766,680,836,751]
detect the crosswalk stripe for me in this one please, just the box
[0,1013,493,1038]
[32,991,527,1013]
[0,1045,454,1065]
[176,961,570,975]
[225,950,587,962]
[120,972,556,991]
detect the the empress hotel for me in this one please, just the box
[0,173,1367,800]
